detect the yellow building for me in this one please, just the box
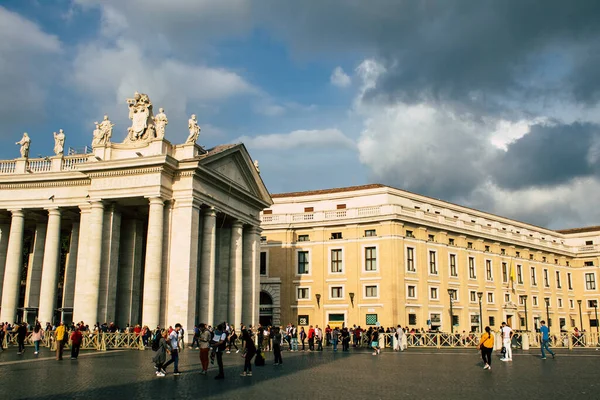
[258,184,600,334]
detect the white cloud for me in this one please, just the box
[489,117,549,150]
[330,66,351,87]
[239,128,355,150]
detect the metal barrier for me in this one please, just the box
[1,332,144,351]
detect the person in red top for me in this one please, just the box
[325,325,332,347]
[133,325,142,335]
[308,326,315,351]
[70,327,83,360]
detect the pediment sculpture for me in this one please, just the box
[124,92,157,143]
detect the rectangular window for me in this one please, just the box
[586,240,594,245]
[558,298,563,308]
[406,230,414,238]
[408,314,417,325]
[529,254,534,260]
[260,252,267,275]
[468,257,476,279]
[331,286,343,299]
[487,292,494,303]
[517,265,523,284]
[297,251,309,275]
[542,256,547,262]
[467,242,473,249]
[330,249,343,273]
[516,251,520,258]
[429,251,438,274]
[544,269,549,287]
[407,285,416,298]
[304,207,314,212]
[570,299,574,309]
[406,247,415,272]
[585,261,594,266]
[365,285,378,298]
[365,229,377,237]
[449,238,455,246]
[585,273,596,290]
[556,271,561,289]
[430,287,438,300]
[533,296,538,306]
[337,204,346,209]
[470,291,477,303]
[502,262,508,283]
[450,254,457,277]
[531,267,537,286]
[486,260,493,281]
[331,232,342,240]
[504,293,511,303]
[501,248,506,255]
[298,234,309,242]
[365,246,377,271]
[588,300,598,308]
[428,234,435,242]
[366,314,378,325]
[297,287,309,300]
[489,316,495,326]
[568,273,573,290]
[484,245,490,252]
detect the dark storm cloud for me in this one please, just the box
[491,122,600,190]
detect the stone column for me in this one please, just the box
[229,221,243,328]
[117,219,144,327]
[252,227,262,328]
[38,208,62,325]
[72,205,90,323]
[98,204,121,323]
[24,222,46,313]
[0,210,25,323]
[199,207,217,326]
[73,201,104,325]
[0,222,10,303]
[242,226,258,325]
[142,197,164,328]
[62,222,80,311]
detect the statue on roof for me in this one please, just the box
[125,91,156,143]
[154,107,168,139]
[186,114,200,144]
[16,132,31,158]
[92,115,113,147]
[53,129,65,156]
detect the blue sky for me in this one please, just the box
[2,1,600,229]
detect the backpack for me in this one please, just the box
[151,331,161,351]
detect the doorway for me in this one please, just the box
[259,291,273,327]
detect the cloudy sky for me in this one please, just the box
[1,0,600,229]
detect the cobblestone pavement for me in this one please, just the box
[0,346,598,399]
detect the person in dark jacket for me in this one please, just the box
[152,331,169,377]
[17,323,27,354]
[240,326,257,376]
[273,328,283,365]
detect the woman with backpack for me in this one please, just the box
[478,326,495,371]
[240,326,256,377]
[152,330,169,377]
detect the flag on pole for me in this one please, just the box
[509,258,516,293]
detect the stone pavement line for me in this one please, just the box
[0,350,126,366]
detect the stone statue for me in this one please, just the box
[125,91,155,142]
[16,133,31,158]
[53,129,65,156]
[98,115,114,144]
[186,114,200,144]
[254,160,260,173]
[154,107,168,139]
[92,122,102,147]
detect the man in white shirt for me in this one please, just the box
[162,323,182,375]
[500,322,513,361]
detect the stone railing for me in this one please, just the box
[62,155,89,170]
[27,158,52,172]
[0,155,90,175]
[0,160,16,174]
[577,245,599,253]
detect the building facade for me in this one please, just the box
[0,93,272,338]
[259,184,600,334]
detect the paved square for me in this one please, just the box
[0,347,598,399]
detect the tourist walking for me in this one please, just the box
[240,326,257,376]
[162,323,182,375]
[227,328,239,354]
[315,326,323,351]
[478,326,495,370]
[371,328,380,355]
[308,325,315,351]
[273,327,283,365]
[191,325,200,349]
[211,323,228,380]
[70,326,83,359]
[331,327,340,351]
[290,325,298,351]
[152,330,169,377]
[198,323,211,375]
[539,321,555,360]
[16,322,27,354]
[31,325,43,355]
[500,322,513,362]
[300,327,306,351]
[55,322,66,360]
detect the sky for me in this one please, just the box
[1,0,600,230]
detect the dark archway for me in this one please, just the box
[259,291,273,327]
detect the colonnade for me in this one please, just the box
[0,197,262,332]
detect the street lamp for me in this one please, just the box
[448,289,456,334]
[349,292,355,308]
[591,300,599,336]
[545,297,551,331]
[315,293,321,308]
[477,292,483,333]
[520,295,529,332]
[577,299,583,331]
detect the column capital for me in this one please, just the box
[89,200,104,210]
[147,197,164,206]
[9,209,24,218]
[203,206,217,218]
[45,207,62,217]
[232,220,244,229]
[247,225,262,235]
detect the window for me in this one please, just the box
[297,251,309,275]
[365,246,377,271]
[554,259,558,265]
[484,245,490,252]
[298,315,309,326]
[428,234,435,242]
[365,229,377,237]
[489,316,495,326]
[558,298,563,308]
[502,262,508,283]
[430,313,441,329]
[406,230,414,238]
[260,252,268,275]
[570,299,574,309]
[566,261,570,266]
[449,238,455,246]
[452,315,459,327]
[588,300,598,308]
[337,204,346,209]
[365,285,378,298]
[298,234,309,242]
[585,261,594,266]
[529,254,534,260]
[407,285,416,298]
[449,254,457,277]
[487,292,494,303]
[486,260,493,281]
[331,286,343,299]
[449,289,458,301]
[366,314,378,325]
[517,265,523,284]
[297,287,310,300]
[501,248,506,255]
[429,251,438,274]
[543,269,549,287]
[470,291,477,303]
[408,314,417,325]
[330,249,343,273]
[586,240,594,245]
[559,318,566,329]
[504,293,511,303]
[533,296,538,306]
[430,287,439,300]
[260,236,267,243]
[542,256,547,263]
[467,242,473,249]
[406,247,415,272]
[531,267,537,286]
[585,273,596,290]
[567,273,573,290]
[516,251,520,258]
[331,232,342,240]
[304,207,314,212]
[469,257,476,279]
[556,271,561,289]
[520,317,526,328]
[519,296,526,305]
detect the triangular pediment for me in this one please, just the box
[199,144,272,206]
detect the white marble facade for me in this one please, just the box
[0,93,272,339]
